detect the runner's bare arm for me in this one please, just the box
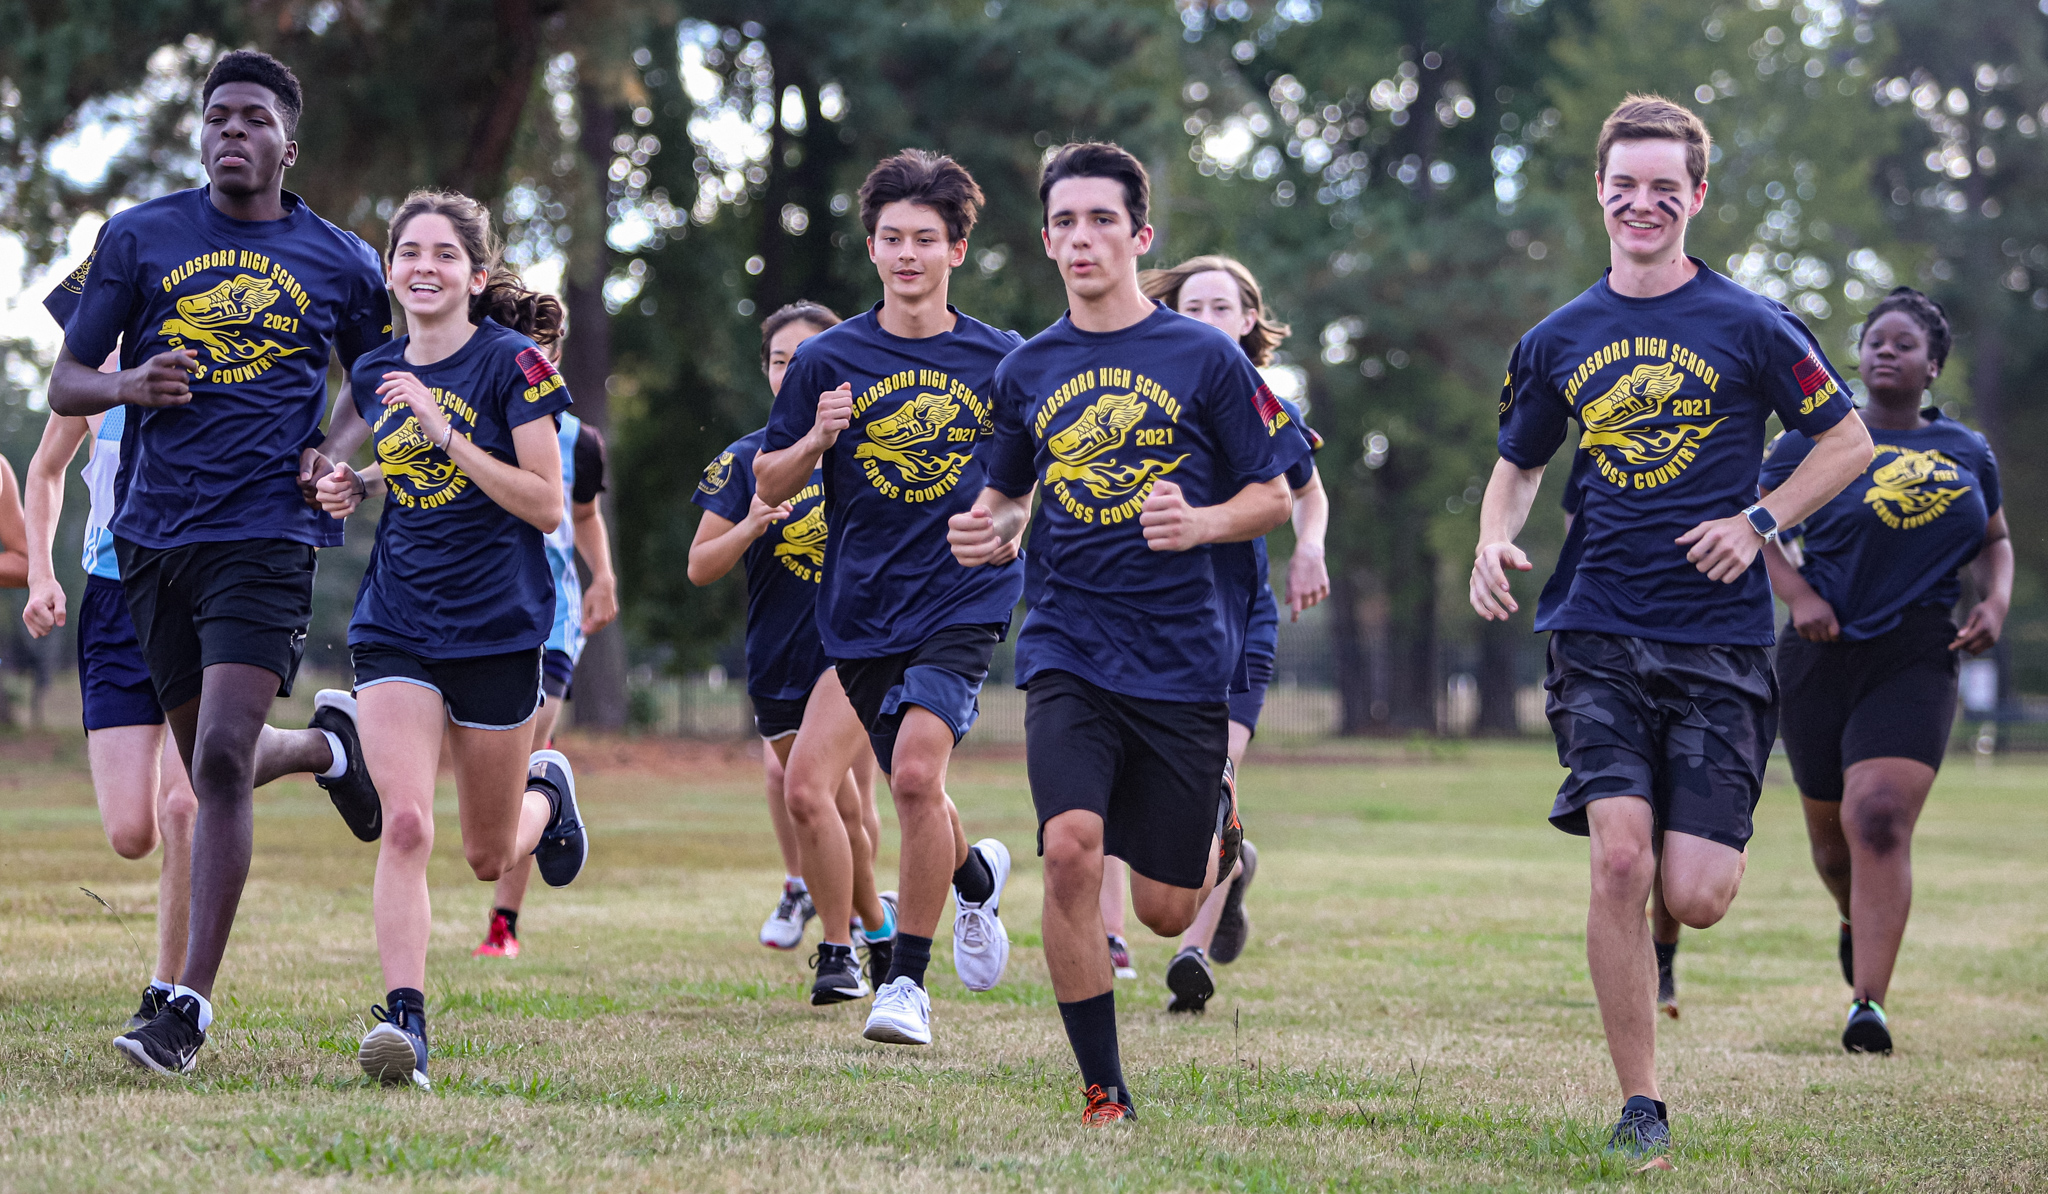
[47,342,200,416]
[755,383,852,505]
[688,496,790,586]
[1680,414,1873,584]
[1285,467,1330,619]
[20,413,92,634]
[1470,457,1546,621]
[0,457,27,590]
[949,485,1033,567]
[1953,507,2013,654]
[1141,474,1291,552]
[572,497,619,634]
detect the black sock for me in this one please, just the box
[527,775,562,822]
[495,907,519,938]
[1653,940,1676,971]
[1057,991,1127,1103]
[385,987,427,1034]
[952,848,994,905]
[817,941,855,964]
[886,932,933,987]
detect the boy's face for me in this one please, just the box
[202,82,297,196]
[868,200,965,304]
[1041,176,1153,301]
[1597,138,1705,263]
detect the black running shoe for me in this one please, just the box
[1210,840,1259,965]
[112,994,205,1075]
[809,944,870,1006]
[530,749,587,887]
[1843,999,1892,1055]
[358,994,430,1088]
[312,690,381,842]
[1165,944,1215,1014]
[1838,920,1854,987]
[860,891,899,995]
[128,984,170,1030]
[1605,1095,1670,1156]
[1214,759,1242,888]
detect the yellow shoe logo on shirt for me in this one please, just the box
[1863,446,1970,530]
[157,274,310,380]
[772,502,828,567]
[1577,361,1723,489]
[1045,391,1187,501]
[854,389,975,501]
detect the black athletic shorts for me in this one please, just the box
[542,648,576,701]
[1776,605,1959,801]
[1025,668,1228,890]
[1544,630,1777,851]
[836,623,1002,774]
[353,643,544,731]
[752,690,811,740]
[78,575,164,730]
[114,537,315,711]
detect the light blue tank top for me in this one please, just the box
[543,412,585,661]
[80,406,124,580]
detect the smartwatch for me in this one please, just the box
[1741,504,1778,543]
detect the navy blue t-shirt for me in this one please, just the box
[1498,261,1855,646]
[346,319,572,657]
[1216,395,1318,672]
[763,305,1026,659]
[45,188,389,549]
[692,430,830,701]
[987,304,1283,703]
[1760,410,1999,640]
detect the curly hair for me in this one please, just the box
[204,50,304,135]
[1860,286,1951,370]
[386,190,564,349]
[1139,255,1291,366]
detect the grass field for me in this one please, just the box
[1,730,2044,1192]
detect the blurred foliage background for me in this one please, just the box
[2,0,2043,734]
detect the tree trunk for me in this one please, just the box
[1475,612,1521,735]
[560,84,630,731]
[452,0,542,200]
[1329,561,1375,735]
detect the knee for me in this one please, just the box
[1662,887,1734,930]
[106,818,158,861]
[783,776,838,826]
[887,755,946,805]
[1589,838,1654,901]
[1041,832,1098,901]
[1847,791,1913,856]
[1134,897,1196,938]
[189,733,256,797]
[1808,833,1852,881]
[464,842,508,881]
[160,783,198,832]
[382,804,434,856]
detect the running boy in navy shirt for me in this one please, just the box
[1469,96,1873,1155]
[45,50,389,1076]
[950,143,1292,1124]
[755,151,1025,1047]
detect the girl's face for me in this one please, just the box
[388,212,483,322]
[1177,270,1257,343]
[767,320,828,396]
[1858,309,1939,400]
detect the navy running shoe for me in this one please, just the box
[312,690,382,842]
[359,994,430,1089]
[1843,999,1892,1055]
[1605,1095,1670,1157]
[1165,944,1214,1014]
[113,994,205,1075]
[530,749,586,887]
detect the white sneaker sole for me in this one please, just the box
[358,1026,428,1089]
[112,1034,194,1075]
[862,1014,931,1045]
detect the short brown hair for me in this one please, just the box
[858,150,983,243]
[1140,255,1291,366]
[1039,141,1150,231]
[759,300,841,373]
[1596,94,1711,187]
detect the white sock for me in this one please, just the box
[149,979,175,995]
[318,731,348,779]
[170,985,215,1031]
[786,876,807,893]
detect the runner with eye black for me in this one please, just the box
[1113,254,1328,1013]
[313,190,585,1090]
[470,340,620,961]
[689,301,893,994]
[1760,287,2010,1056]
[952,143,1293,1124]
[1471,95,1874,1159]
[44,50,391,1078]
[755,151,1026,1045]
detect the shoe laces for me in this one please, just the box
[1081,1085,1130,1124]
[774,890,805,920]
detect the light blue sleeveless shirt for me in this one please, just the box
[543,412,585,661]
[80,406,124,580]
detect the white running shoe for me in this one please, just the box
[759,882,815,950]
[952,838,1012,992]
[862,977,932,1045]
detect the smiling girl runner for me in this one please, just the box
[316,190,586,1089]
